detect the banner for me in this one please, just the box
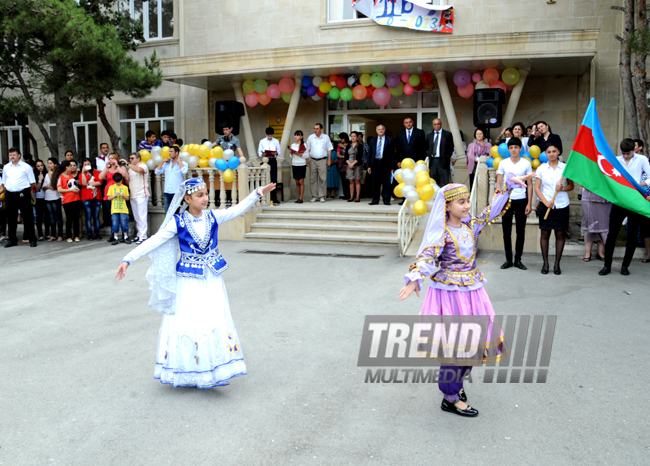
[352,0,453,34]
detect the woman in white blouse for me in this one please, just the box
[289,130,309,203]
[534,143,574,275]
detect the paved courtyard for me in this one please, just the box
[1,238,648,465]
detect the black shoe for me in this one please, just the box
[30,241,37,248]
[399,199,405,205]
[107,237,113,243]
[87,235,94,241]
[514,260,527,270]
[369,201,379,205]
[111,238,119,245]
[541,266,549,275]
[124,237,132,245]
[355,200,360,202]
[440,398,478,417]
[347,199,354,202]
[621,265,630,275]
[554,267,561,275]
[595,254,604,261]
[500,260,513,269]
[4,241,18,248]
[598,266,611,276]
[133,237,139,243]
[95,235,102,241]
[383,202,391,205]
[458,389,467,403]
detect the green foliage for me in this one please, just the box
[628,26,650,54]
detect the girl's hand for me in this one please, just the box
[545,199,554,209]
[510,173,535,187]
[555,181,563,192]
[258,183,276,195]
[115,262,128,280]
[398,281,420,301]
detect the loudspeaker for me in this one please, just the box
[215,101,245,135]
[473,89,505,128]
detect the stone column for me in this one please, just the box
[208,169,216,209]
[434,71,466,160]
[232,81,257,161]
[155,174,163,207]
[502,67,531,128]
[219,171,227,209]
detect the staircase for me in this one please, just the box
[244,200,400,247]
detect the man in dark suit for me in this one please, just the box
[396,116,427,162]
[426,118,455,187]
[367,124,395,205]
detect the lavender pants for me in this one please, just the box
[439,366,472,402]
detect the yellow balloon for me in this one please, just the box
[161,146,170,158]
[419,184,435,201]
[401,158,415,170]
[416,176,429,188]
[198,158,209,168]
[493,157,503,170]
[394,183,406,198]
[188,144,198,156]
[532,158,541,169]
[198,145,210,159]
[222,168,234,183]
[212,146,224,159]
[395,172,403,184]
[413,200,428,216]
[490,145,500,158]
[139,150,151,161]
[416,160,427,165]
[180,145,188,153]
[529,145,541,158]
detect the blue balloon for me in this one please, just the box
[522,151,530,159]
[227,157,240,169]
[486,157,494,168]
[301,76,312,87]
[216,159,228,170]
[498,143,509,158]
[306,85,317,96]
[539,152,549,164]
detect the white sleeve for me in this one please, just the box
[122,219,177,264]
[211,189,262,224]
[257,139,264,158]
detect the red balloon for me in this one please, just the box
[365,86,374,98]
[335,76,347,89]
[421,72,433,84]
[257,92,271,106]
[490,80,507,92]
[457,83,474,99]
[403,83,414,95]
[414,83,424,91]
[279,77,295,94]
[483,68,499,85]
[317,89,326,98]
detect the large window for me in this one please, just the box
[328,0,367,21]
[119,0,174,40]
[0,115,31,164]
[119,101,174,154]
[49,106,98,160]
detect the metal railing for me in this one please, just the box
[397,200,420,257]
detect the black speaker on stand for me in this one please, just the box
[473,88,506,141]
[215,101,246,135]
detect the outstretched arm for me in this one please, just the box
[115,220,178,280]
[211,183,275,224]
[399,246,441,300]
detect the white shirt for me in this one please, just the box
[43,173,61,201]
[289,143,308,166]
[432,131,442,157]
[375,136,385,159]
[306,134,333,160]
[496,157,533,200]
[95,155,107,172]
[535,162,569,209]
[257,137,281,159]
[617,153,650,186]
[128,163,149,199]
[1,160,35,192]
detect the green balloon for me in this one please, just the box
[282,93,292,103]
[408,75,421,86]
[370,73,386,88]
[243,79,255,94]
[329,87,341,100]
[340,88,353,101]
[253,79,268,94]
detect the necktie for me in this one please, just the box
[377,137,383,159]
[407,130,411,144]
[433,132,439,157]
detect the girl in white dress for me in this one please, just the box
[115,177,275,389]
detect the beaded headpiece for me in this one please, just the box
[443,184,470,202]
[184,177,207,195]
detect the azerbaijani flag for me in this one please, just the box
[564,98,650,218]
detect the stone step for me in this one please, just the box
[249,223,397,237]
[244,231,399,245]
[261,205,400,217]
[256,213,399,224]
[255,215,398,228]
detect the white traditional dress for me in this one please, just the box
[123,187,262,389]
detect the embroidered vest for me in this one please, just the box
[173,211,228,278]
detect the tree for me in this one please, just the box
[0,0,162,158]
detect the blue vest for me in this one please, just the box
[174,211,228,278]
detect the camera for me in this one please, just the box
[118,160,127,166]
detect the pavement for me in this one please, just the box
[1,236,649,465]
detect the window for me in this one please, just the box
[119,0,174,40]
[49,107,98,160]
[0,115,31,164]
[119,102,174,154]
[328,0,367,21]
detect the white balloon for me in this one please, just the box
[188,155,199,169]
[208,157,217,168]
[407,202,414,215]
[180,151,190,158]
[401,185,416,196]
[475,80,489,89]
[311,95,322,101]
[394,168,402,179]
[203,141,213,148]
[405,191,421,203]
[223,149,234,161]
[426,199,434,212]
[152,154,163,165]
[312,76,323,86]
[145,159,156,170]
[402,169,417,186]
[151,146,162,155]
[413,164,428,174]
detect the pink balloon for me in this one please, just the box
[457,83,474,99]
[279,77,295,94]
[506,84,515,91]
[267,84,281,99]
[453,70,471,87]
[490,80,507,92]
[472,73,481,83]
[373,87,391,107]
[245,92,258,107]
[403,83,414,96]
[401,73,410,83]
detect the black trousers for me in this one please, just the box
[429,157,450,187]
[63,201,82,240]
[501,198,528,262]
[268,158,278,202]
[604,204,643,267]
[34,198,50,238]
[371,160,392,203]
[6,188,36,243]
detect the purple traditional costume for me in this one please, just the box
[404,177,517,403]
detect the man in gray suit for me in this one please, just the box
[426,118,455,187]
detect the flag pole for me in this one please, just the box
[543,176,564,220]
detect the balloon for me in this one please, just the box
[453,70,471,87]
[317,89,326,98]
[394,168,403,183]
[311,94,322,101]
[222,168,234,183]
[490,80,507,92]
[161,146,170,158]
[401,158,416,170]
[493,157,503,170]
[138,149,151,160]
[145,159,155,170]
[328,75,338,86]
[267,84,281,99]
[475,80,489,90]
[539,153,549,164]
[486,157,494,168]
[336,76,347,89]
[483,68,499,85]
[188,144,199,156]
[360,73,371,86]
[282,93,292,103]
[312,76,323,86]
[472,73,481,83]
[413,163,428,174]
[402,185,416,197]
[405,190,421,203]
[243,79,255,94]
[216,159,228,170]
[394,183,406,198]
[389,82,404,97]
[203,140,213,148]
[306,85,317,96]
[372,87,391,107]
[484,59,500,68]
[498,143,509,158]
[404,83,414,96]
[347,76,357,87]
[329,87,340,100]
[198,145,210,159]
[523,156,533,163]
[301,76,312,87]
[532,159,541,169]
[419,184,435,201]
[489,145,499,158]
[223,149,235,161]
[502,68,520,86]
[180,151,190,162]
[416,174,430,188]
[529,145,541,158]
[279,77,295,93]
[212,146,224,159]
[370,73,386,88]
[258,92,271,106]
[402,168,417,186]
[352,85,367,100]
[386,73,400,88]
[408,75,420,86]
[457,83,474,99]
[245,92,258,107]
[228,156,240,169]
[208,157,217,169]
[413,200,427,216]
[188,155,199,169]
[400,73,409,84]
[426,199,434,213]
[416,160,427,165]
[319,82,332,94]
[421,72,433,84]
[340,88,353,101]
[253,79,268,94]
[198,158,209,168]
[151,146,162,156]
[365,86,374,98]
